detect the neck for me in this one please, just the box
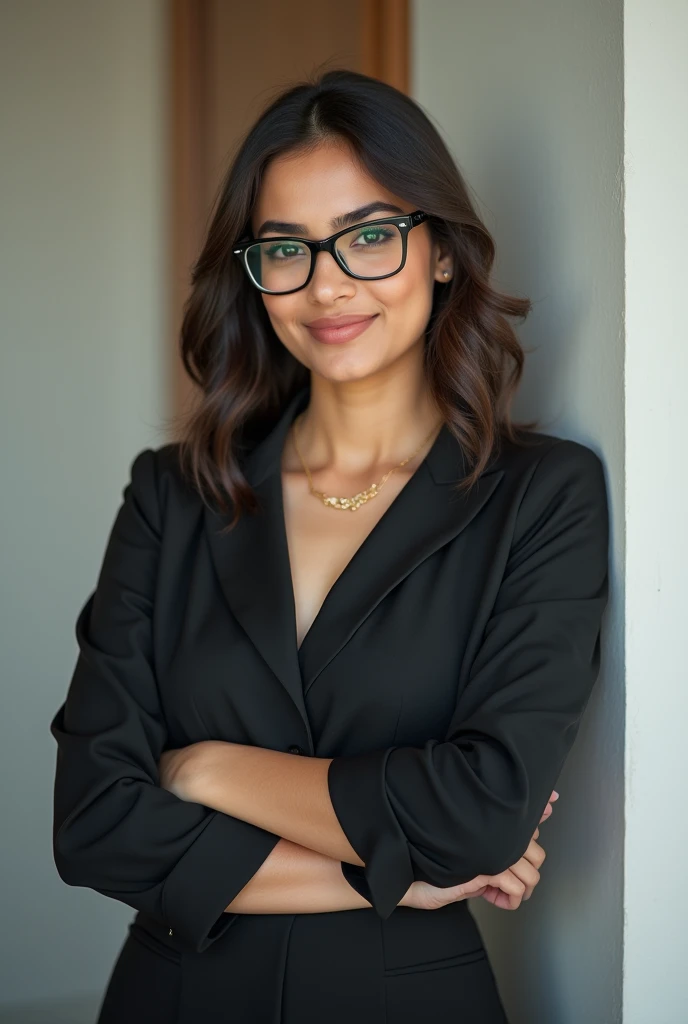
[285,371,443,478]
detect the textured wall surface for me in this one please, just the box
[0,0,168,1015]
[412,2,624,1021]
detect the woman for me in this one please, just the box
[49,69,609,1023]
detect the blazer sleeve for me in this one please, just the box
[49,448,281,953]
[327,439,610,919]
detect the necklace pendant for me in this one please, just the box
[294,411,443,513]
[321,484,380,511]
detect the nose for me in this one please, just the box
[307,248,356,300]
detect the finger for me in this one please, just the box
[512,843,546,900]
[523,838,547,870]
[455,876,493,898]
[465,885,489,899]
[508,858,541,899]
[488,886,523,911]
[432,875,491,906]
[478,885,502,907]
[485,869,526,910]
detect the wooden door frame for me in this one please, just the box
[361,0,409,93]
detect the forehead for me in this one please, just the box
[251,141,404,234]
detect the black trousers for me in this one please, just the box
[96,904,510,1024]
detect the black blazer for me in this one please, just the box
[50,383,610,1024]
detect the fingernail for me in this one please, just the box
[552,790,560,799]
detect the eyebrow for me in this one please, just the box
[255,201,406,238]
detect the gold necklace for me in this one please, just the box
[291,411,443,511]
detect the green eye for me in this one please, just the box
[353,228,395,247]
[265,243,304,260]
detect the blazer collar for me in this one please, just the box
[204,384,504,739]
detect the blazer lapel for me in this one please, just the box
[203,384,505,730]
[203,386,312,736]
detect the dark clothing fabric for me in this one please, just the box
[49,383,609,1022]
[97,903,508,1024]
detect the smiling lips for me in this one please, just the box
[305,314,378,344]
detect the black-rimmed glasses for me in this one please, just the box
[232,211,428,295]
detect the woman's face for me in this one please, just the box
[249,139,451,384]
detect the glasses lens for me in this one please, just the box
[244,239,311,293]
[334,222,403,278]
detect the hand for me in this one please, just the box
[473,789,557,909]
[400,789,559,911]
[473,827,545,909]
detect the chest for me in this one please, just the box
[281,468,416,649]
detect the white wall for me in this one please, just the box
[0,1,169,1018]
[412,2,625,1022]
[623,2,688,1021]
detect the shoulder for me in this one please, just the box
[148,441,188,490]
[127,441,184,491]
[125,442,202,524]
[495,428,606,492]
[493,430,609,548]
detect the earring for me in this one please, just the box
[442,270,451,279]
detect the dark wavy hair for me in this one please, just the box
[172,67,539,530]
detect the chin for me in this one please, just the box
[310,353,389,384]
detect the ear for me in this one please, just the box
[431,238,453,284]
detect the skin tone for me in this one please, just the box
[158,138,557,914]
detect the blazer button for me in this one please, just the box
[287,744,305,755]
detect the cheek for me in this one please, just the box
[261,296,305,349]
[382,274,430,314]
[261,295,298,324]
[372,262,434,339]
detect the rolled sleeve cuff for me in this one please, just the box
[327,748,413,919]
[161,811,281,952]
